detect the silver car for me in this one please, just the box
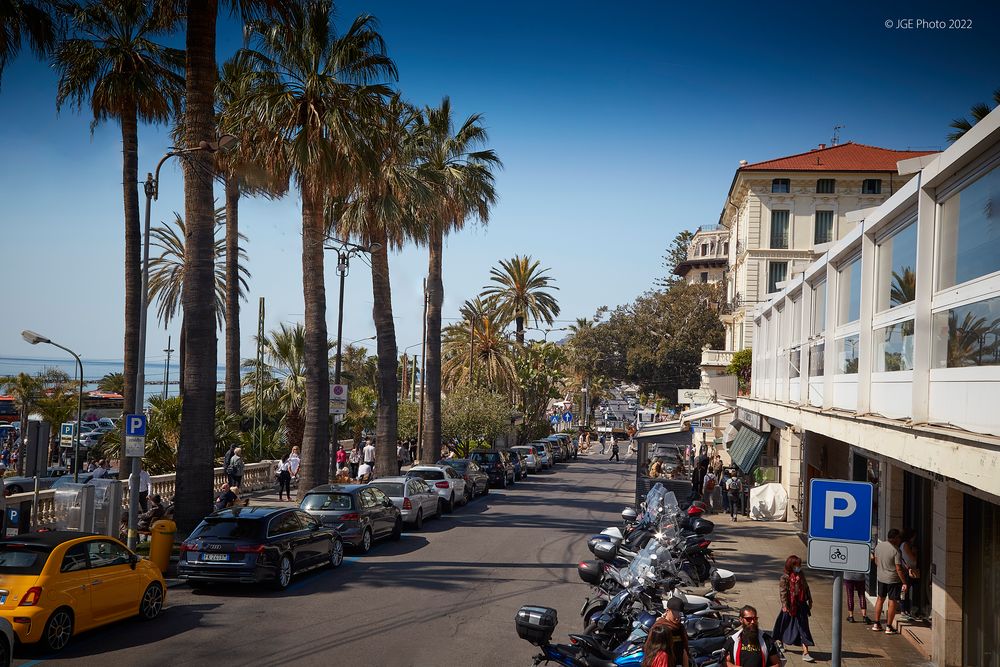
[406,465,468,511]
[529,441,553,469]
[510,445,541,473]
[370,476,441,530]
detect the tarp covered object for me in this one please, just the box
[749,482,788,521]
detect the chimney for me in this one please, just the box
[818,143,826,149]
[738,159,748,167]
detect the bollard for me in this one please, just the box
[149,519,176,574]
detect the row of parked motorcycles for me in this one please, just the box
[514,484,786,666]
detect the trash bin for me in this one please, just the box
[149,519,176,574]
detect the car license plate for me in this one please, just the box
[200,553,230,562]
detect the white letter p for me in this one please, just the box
[824,491,856,530]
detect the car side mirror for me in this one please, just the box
[129,553,138,570]
[384,499,394,508]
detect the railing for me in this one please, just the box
[721,293,743,314]
[697,224,724,232]
[701,349,736,366]
[7,461,279,530]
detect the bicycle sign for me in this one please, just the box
[807,538,870,573]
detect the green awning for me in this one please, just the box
[728,426,769,474]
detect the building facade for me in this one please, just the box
[720,142,935,351]
[741,108,1000,666]
[673,224,730,285]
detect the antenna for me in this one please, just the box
[832,125,844,146]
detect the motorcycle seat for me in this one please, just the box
[566,634,616,661]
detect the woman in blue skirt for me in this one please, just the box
[772,554,816,662]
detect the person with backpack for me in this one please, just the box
[608,438,620,463]
[725,471,743,521]
[702,468,719,512]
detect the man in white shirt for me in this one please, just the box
[129,468,153,511]
[357,461,373,482]
[363,439,376,466]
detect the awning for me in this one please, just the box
[680,401,731,423]
[635,420,685,440]
[728,426,769,474]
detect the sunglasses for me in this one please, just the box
[741,616,758,622]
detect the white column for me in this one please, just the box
[857,225,876,413]
[823,263,837,409]
[911,175,934,423]
[931,482,963,667]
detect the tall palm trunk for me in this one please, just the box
[298,189,330,499]
[176,0,219,535]
[285,407,304,453]
[423,225,443,460]
[370,227,399,478]
[515,315,525,345]
[121,106,140,419]
[224,176,241,415]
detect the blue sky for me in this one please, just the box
[2,0,999,371]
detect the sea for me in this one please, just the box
[0,355,227,404]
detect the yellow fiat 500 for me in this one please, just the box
[0,531,165,651]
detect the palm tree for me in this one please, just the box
[482,255,561,345]
[335,96,429,478]
[0,0,55,87]
[96,372,125,394]
[948,88,1000,142]
[147,208,250,396]
[442,309,516,392]
[236,0,397,492]
[417,99,500,459]
[53,0,184,419]
[1,372,40,473]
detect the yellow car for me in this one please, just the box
[0,531,165,652]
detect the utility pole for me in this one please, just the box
[417,280,428,462]
[162,336,173,400]
[255,297,265,461]
[411,355,418,402]
[400,354,409,401]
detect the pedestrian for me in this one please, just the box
[844,569,871,625]
[276,454,293,501]
[128,468,152,512]
[608,438,620,462]
[642,602,689,667]
[702,468,719,512]
[137,494,165,532]
[599,433,606,454]
[396,441,407,474]
[900,528,920,621]
[721,470,731,515]
[92,459,110,479]
[86,458,97,473]
[214,483,237,511]
[771,555,815,662]
[725,471,742,522]
[224,443,236,473]
[871,528,909,634]
[349,445,361,479]
[288,445,301,484]
[363,438,376,467]
[690,459,707,503]
[626,438,637,459]
[335,444,348,472]
[228,447,245,489]
[578,432,585,455]
[357,460,373,482]
[408,439,417,464]
[725,605,780,666]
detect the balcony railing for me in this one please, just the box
[720,292,743,314]
[697,224,724,232]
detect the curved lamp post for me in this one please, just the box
[21,330,84,482]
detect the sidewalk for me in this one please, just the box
[708,517,933,666]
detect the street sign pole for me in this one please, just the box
[832,572,843,667]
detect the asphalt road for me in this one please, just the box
[14,452,636,667]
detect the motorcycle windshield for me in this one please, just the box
[642,484,666,522]
[624,538,667,585]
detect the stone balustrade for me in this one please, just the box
[6,461,279,531]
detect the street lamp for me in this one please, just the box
[129,134,237,549]
[21,330,84,482]
[324,238,380,480]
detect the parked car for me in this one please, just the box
[300,484,402,553]
[406,464,467,510]
[3,466,70,495]
[530,441,553,469]
[97,417,118,430]
[438,459,490,497]
[0,531,165,652]
[178,507,343,589]
[50,469,120,489]
[547,437,567,463]
[510,445,541,473]
[371,476,441,529]
[508,450,528,480]
[469,449,516,489]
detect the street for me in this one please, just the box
[15,454,635,667]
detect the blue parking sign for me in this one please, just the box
[125,414,147,438]
[808,479,873,543]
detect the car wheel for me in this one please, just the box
[139,582,164,620]
[41,607,74,652]
[390,518,402,541]
[414,509,423,531]
[328,537,344,568]
[446,493,455,513]
[0,634,9,667]
[270,554,293,590]
[463,486,472,504]
[360,528,373,553]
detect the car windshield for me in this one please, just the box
[408,470,444,481]
[301,493,354,511]
[444,461,469,472]
[191,518,264,540]
[371,482,403,497]
[470,452,499,464]
[0,544,50,575]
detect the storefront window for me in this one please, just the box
[873,320,915,372]
[937,164,1000,290]
[789,346,801,379]
[809,341,825,377]
[811,281,827,335]
[876,222,917,312]
[932,295,1000,368]
[836,334,860,374]
[838,257,862,324]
